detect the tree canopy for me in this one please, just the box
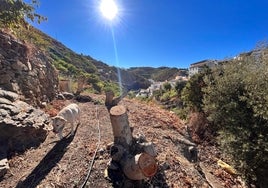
[0,0,46,27]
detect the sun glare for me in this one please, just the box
[100,0,118,20]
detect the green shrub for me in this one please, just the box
[163,82,172,91]
[203,57,268,187]
[160,89,177,101]
[103,82,121,96]
[175,81,187,95]
[127,91,136,99]
[171,107,188,120]
[181,72,207,112]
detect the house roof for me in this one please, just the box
[190,59,217,68]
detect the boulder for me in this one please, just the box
[74,94,92,103]
[0,145,9,178]
[62,92,74,100]
[0,89,50,155]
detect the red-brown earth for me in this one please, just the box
[0,94,246,188]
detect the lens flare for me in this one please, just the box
[100,0,118,20]
[111,27,123,94]
[98,0,123,94]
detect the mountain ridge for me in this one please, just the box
[12,26,183,91]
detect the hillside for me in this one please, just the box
[128,67,187,82]
[0,3,266,187]
[0,95,246,187]
[12,26,186,91]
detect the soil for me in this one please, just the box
[0,94,247,188]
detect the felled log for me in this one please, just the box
[123,153,157,180]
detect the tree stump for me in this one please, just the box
[106,91,158,181]
[110,105,132,149]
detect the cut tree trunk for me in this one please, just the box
[106,91,157,181]
[109,105,133,149]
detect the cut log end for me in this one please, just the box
[110,105,126,116]
[123,153,157,180]
[138,153,158,177]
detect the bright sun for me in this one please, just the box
[100,0,118,20]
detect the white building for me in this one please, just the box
[189,60,217,77]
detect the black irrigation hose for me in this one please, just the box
[80,105,101,188]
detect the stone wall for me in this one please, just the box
[0,31,58,106]
[0,89,50,152]
[0,89,51,177]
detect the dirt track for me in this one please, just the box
[0,94,246,188]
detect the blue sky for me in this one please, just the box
[32,0,268,68]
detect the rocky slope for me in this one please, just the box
[0,30,58,107]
